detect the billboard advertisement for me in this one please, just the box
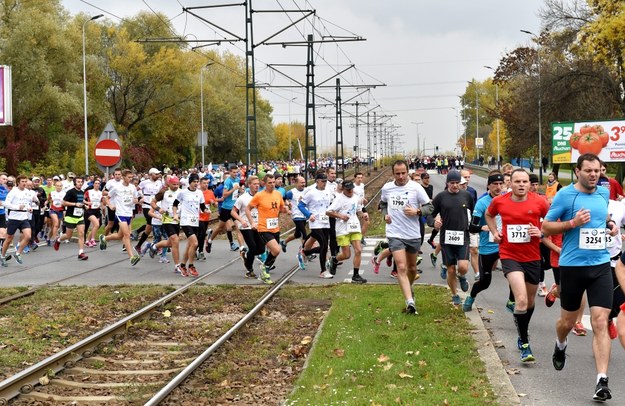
[0,65,12,126]
[552,119,625,163]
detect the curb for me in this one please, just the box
[464,305,520,405]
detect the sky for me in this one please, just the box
[64,0,546,158]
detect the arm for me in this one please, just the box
[484,210,501,243]
[542,208,588,236]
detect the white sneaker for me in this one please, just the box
[319,270,334,279]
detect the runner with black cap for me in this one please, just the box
[326,180,367,283]
[135,168,164,252]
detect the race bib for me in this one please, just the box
[319,214,329,222]
[123,196,132,205]
[91,201,100,209]
[73,207,83,217]
[267,217,279,229]
[579,228,606,250]
[53,199,62,207]
[251,211,258,221]
[506,225,530,243]
[348,222,360,231]
[605,231,618,249]
[445,230,464,245]
[190,216,198,225]
[389,195,409,210]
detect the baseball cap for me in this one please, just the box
[336,178,343,184]
[67,172,75,178]
[315,173,328,181]
[168,176,180,184]
[460,177,468,185]
[421,172,430,179]
[342,180,355,190]
[53,175,60,181]
[32,176,41,181]
[148,168,161,175]
[446,171,461,183]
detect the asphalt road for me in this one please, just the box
[1,169,623,405]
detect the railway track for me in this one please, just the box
[0,167,391,404]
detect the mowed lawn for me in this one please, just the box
[287,284,497,405]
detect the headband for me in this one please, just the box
[487,174,504,185]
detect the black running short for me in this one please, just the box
[501,259,541,285]
[560,262,613,312]
[163,223,180,238]
[218,207,234,222]
[181,225,199,238]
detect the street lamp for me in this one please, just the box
[450,107,461,158]
[410,121,423,156]
[484,65,500,170]
[467,80,480,162]
[288,97,296,161]
[82,14,104,175]
[521,29,542,183]
[200,63,214,169]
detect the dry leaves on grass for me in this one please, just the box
[333,348,345,357]
[377,354,390,363]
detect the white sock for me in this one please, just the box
[406,298,415,306]
[556,338,567,350]
[597,373,607,383]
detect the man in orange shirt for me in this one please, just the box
[196,176,216,261]
[246,174,286,284]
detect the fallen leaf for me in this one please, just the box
[301,336,312,345]
[487,309,494,314]
[405,351,413,355]
[333,348,345,357]
[404,360,413,367]
[451,386,458,392]
[493,340,504,348]
[162,310,171,318]
[519,393,527,397]
[506,368,520,375]
[398,372,413,379]
[383,362,393,371]
[219,379,229,387]
[328,367,333,376]
[38,376,49,385]
[443,399,449,405]
[418,360,427,367]
[377,354,390,363]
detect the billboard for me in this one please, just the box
[0,65,12,126]
[552,119,625,163]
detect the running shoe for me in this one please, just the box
[134,244,142,255]
[245,270,257,279]
[361,238,367,247]
[406,302,417,315]
[230,242,240,251]
[593,377,612,401]
[205,240,212,254]
[146,243,156,259]
[297,248,306,271]
[371,257,381,274]
[174,264,183,274]
[159,256,170,264]
[537,283,548,297]
[552,342,567,371]
[430,253,437,267]
[416,255,422,266]
[545,283,558,308]
[385,256,392,267]
[327,257,337,275]
[3,254,11,262]
[505,300,515,313]
[140,242,150,257]
[520,344,535,363]
[280,240,287,253]
[319,270,333,279]
[608,319,617,340]
[440,264,447,280]
[130,230,138,241]
[259,265,273,284]
[308,254,318,261]
[188,264,199,277]
[130,254,141,266]
[29,243,38,252]
[89,239,97,247]
[517,336,523,350]
[84,240,93,248]
[179,264,189,277]
[390,270,398,278]
[462,296,475,312]
[22,245,30,254]
[458,275,469,292]
[573,321,587,336]
[99,234,107,250]
[121,245,126,252]
[14,253,23,265]
[0,256,6,267]
[351,274,367,284]
[53,238,61,251]
[78,253,88,261]
[196,251,206,261]
[258,251,268,264]
[452,294,461,306]
[426,239,436,249]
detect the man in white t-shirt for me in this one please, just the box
[380,160,431,314]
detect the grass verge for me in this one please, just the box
[287,284,497,405]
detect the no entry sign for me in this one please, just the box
[94,139,121,167]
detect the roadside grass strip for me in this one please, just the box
[287,284,497,405]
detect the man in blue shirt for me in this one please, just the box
[206,166,243,252]
[543,153,618,402]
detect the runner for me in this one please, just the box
[486,169,549,363]
[103,169,123,236]
[196,176,216,261]
[246,173,286,285]
[134,168,164,252]
[47,180,65,246]
[326,180,367,283]
[281,175,307,252]
[232,175,264,279]
[353,172,369,246]
[171,173,206,277]
[99,169,141,266]
[54,176,88,260]
[148,177,182,271]
[206,166,243,253]
[297,173,333,278]
[380,160,430,314]
[431,170,474,306]
[463,171,504,311]
[542,153,617,401]
[83,179,104,247]
[0,173,8,250]
[0,175,37,266]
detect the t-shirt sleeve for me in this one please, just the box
[544,191,565,221]
[486,196,499,216]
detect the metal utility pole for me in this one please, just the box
[367,112,371,175]
[304,35,317,182]
[335,78,345,180]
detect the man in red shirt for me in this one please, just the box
[486,169,549,363]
